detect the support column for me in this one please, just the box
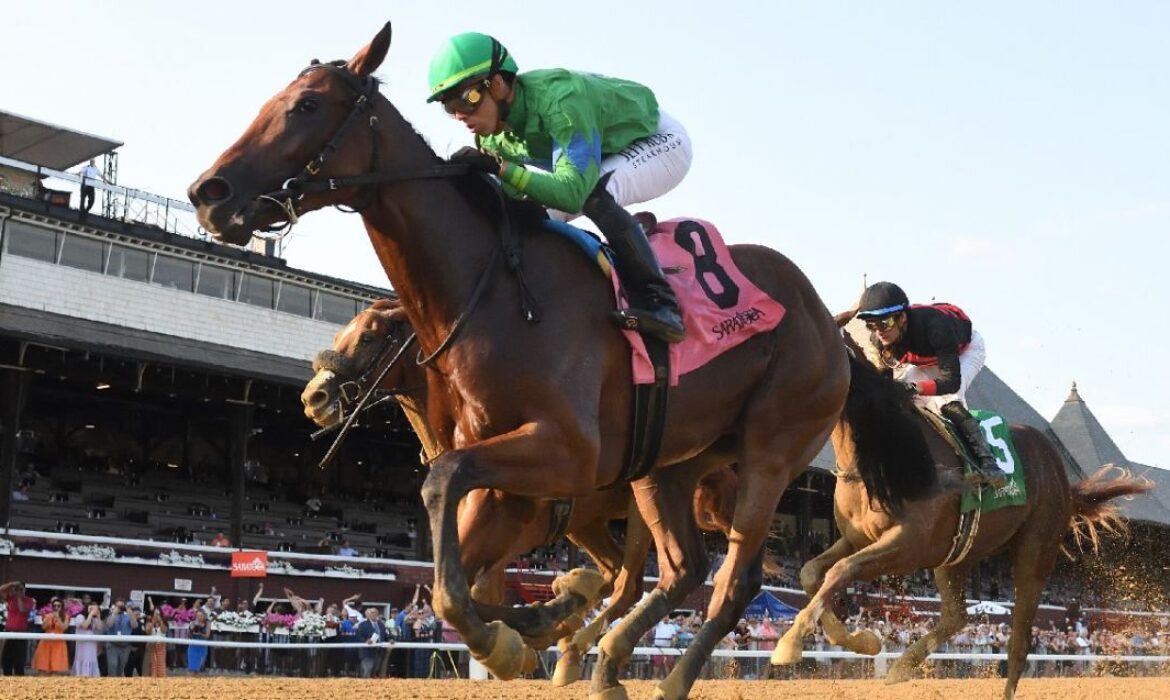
[229,402,253,550]
[797,475,813,563]
[0,368,31,530]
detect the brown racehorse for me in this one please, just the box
[774,332,1153,700]
[301,299,739,683]
[188,23,923,699]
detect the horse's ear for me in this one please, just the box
[369,298,401,312]
[348,22,392,77]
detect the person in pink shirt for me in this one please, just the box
[1,581,36,675]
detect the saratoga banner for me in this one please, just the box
[231,551,269,577]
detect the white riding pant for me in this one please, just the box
[892,330,987,415]
[549,110,693,221]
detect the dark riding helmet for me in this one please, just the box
[856,282,910,319]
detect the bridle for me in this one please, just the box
[253,59,470,240]
[312,319,422,469]
[251,58,540,464]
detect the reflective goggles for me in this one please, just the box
[442,79,492,116]
[863,316,900,332]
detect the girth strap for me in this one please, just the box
[610,335,671,486]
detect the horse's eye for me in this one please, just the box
[358,331,376,344]
[294,97,319,114]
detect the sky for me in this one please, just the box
[3,1,1167,467]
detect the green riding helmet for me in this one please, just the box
[427,32,518,102]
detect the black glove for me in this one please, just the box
[449,147,500,175]
[898,380,919,396]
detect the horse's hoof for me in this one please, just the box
[885,667,913,685]
[771,638,803,666]
[552,655,581,686]
[552,568,607,603]
[654,672,690,700]
[851,629,882,656]
[477,621,529,680]
[520,646,538,675]
[588,686,629,700]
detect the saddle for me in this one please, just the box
[918,406,1028,565]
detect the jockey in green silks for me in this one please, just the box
[427,32,692,343]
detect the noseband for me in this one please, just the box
[314,325,420,469]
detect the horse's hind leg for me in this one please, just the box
[887,561,974,683]
[660,424,834,700]
[1003,520,1062,700]
[590,468,710,700]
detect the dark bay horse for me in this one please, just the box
[773,334,1153,700]
[188,22,920,698]
[301,298,739,683]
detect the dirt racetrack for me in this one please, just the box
[1,677,1167,700]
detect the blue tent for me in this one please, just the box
[743,591,800,620]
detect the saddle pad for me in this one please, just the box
[539,217,785,385]
[540,219,614,277]
[627,218,785,385]
[961,409,1028,514]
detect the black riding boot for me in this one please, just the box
[941,401,1007,488]
[581,177,686,343]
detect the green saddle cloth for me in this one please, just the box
[956,409,1028,514]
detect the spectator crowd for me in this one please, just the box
[0,580,456,679]
[4,576,1169,681]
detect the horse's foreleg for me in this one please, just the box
[459,493,602,649]
[662,459,795,700]
[799,535,854,596]
[774,526,915,666]
[423,422,598,681]
[591,470,709,700]
[556,500,652,686]
[886,562,973,682]
[795,536,879,655]
[1002,516,1062,700]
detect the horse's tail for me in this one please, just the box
[1066,465,1153,554]
[840,355,937,518]
[692,466,783,579]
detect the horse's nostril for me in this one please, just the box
[305,390,328,409]
[195,177,233,205]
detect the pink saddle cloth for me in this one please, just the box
[618,218,786,385]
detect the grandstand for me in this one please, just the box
[1,108,1168,622]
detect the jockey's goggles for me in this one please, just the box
[864,316,900,332]
[442,79,492,116]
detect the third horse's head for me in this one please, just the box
[302,298,414,427]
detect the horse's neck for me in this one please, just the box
[360,100,498,352]
[395,393,443,461]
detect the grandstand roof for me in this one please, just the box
[1051,383,1129,471]
[1049,384,1170,525]
[0,109,122,170]
[1116,463,1170,526]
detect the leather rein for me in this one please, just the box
[268,60,538,466]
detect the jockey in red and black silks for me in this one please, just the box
[852,282,1006,488]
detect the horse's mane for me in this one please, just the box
[359,75,549,234]
[840,351,939,518]
[449,171,549,232]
